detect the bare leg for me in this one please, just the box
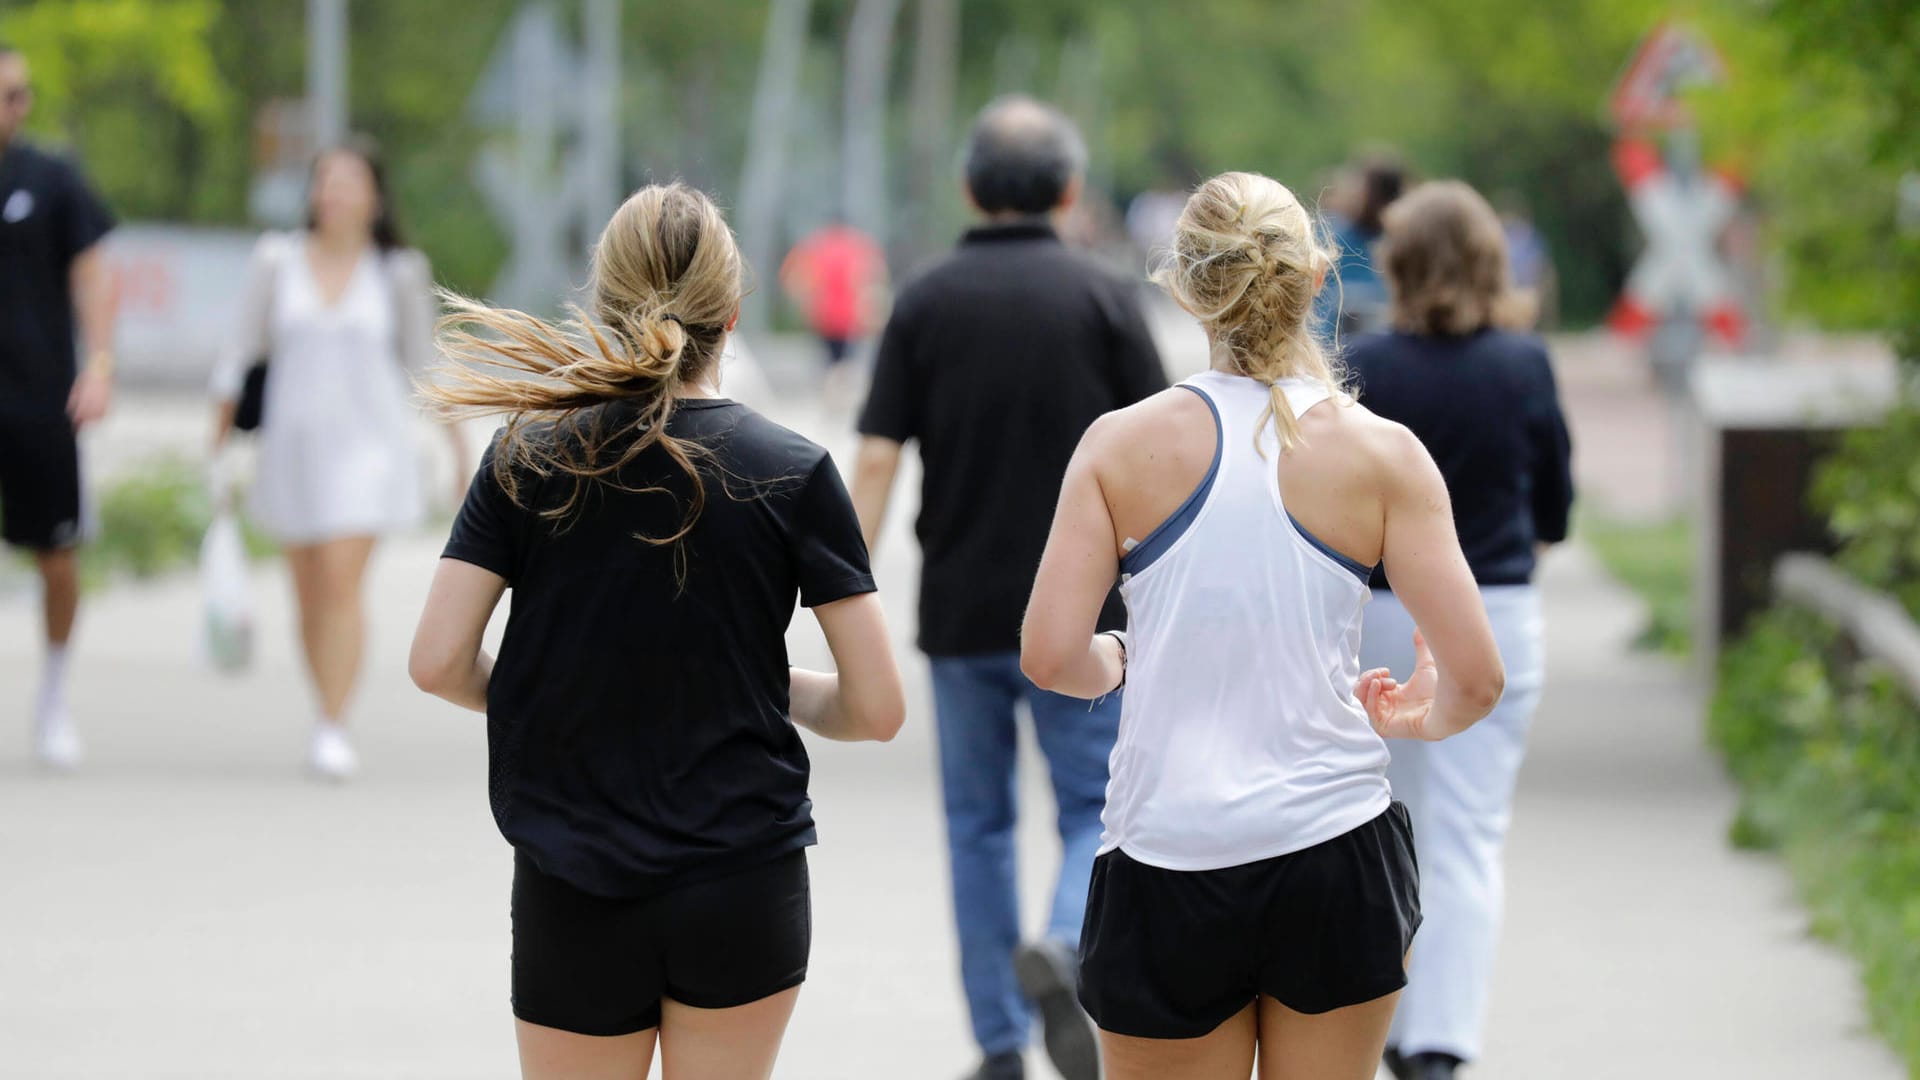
[1255,992,1400,1080]
[657,986,801,1080]
[1099,1002,1257,1080]
[35,548,79,646]
[515,1019,656,1080]
[287,536,376,721]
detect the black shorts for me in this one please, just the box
[0,412,83,551]
[1079,802,1420,1039]
[510,849,811,1036]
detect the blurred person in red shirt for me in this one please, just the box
[781,220,887,411]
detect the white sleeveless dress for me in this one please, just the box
[213,233,431,544]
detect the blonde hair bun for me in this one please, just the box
[1153,171,1344,451]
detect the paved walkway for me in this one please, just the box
[0,331,1904,1078]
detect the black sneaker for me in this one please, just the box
[964,1050,1025,1080]
[1384,1047,1412,1080]
[1012,940,1100,1080]
[1401,1051,1460,1079]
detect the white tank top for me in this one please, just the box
[1100,369,1392,871]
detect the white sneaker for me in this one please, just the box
[306,723,358,782]
[34,713,84,771]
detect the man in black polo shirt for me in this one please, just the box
[852,96,1166,1080]
[0,43,119,769]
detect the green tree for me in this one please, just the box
[1,0,235,219]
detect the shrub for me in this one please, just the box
[1714,602,1920,1071]
[6,457,273,591]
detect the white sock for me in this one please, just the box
[37,645,71,726]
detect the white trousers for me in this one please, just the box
[1360,585,1545,1063]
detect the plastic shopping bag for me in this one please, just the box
[200,510,254,673]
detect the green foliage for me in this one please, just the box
[1580,512,1694,655]
[1,0,235,219]
[1712,607,1920,1071]
[1811,399,1920,619]
[0,0,1908,330]
[1694,2,1919,331]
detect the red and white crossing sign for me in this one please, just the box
[1609,139,1746,344]
[1607,23,1745,345]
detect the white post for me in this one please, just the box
[306,0,348,148]
[842,0,903,242]
[580,0,621,231]
[906,0,959,262]
[737,0,814,331]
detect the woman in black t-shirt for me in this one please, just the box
[409,182,905,1080]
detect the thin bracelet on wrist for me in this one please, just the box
[1098,629,1128,693]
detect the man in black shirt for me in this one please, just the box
[853,96,1166,1080]
[0,43,118,769]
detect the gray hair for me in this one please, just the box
[962,95,1087,215]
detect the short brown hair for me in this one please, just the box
[1381,180,1525,337]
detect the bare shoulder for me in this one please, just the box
[1314,398,1437,488]
[1081,386,1211,461]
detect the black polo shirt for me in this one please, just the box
[0,140,114,417]
[858,221,1168,656]
[1347,328,1574,589]
[442,399,875,897]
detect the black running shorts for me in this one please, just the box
[1079,802,1421,1039]
[510,848,811,1036]
[0,413,83,551]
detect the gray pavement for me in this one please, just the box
[0,332,1905,1077]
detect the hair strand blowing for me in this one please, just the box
[425,183,743,560]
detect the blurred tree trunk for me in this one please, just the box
[904,0,959,266]
[737,0,813,331]
[841,0,903,244]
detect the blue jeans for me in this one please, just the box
[929,651,1121,1058]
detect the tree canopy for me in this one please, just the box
[0,0,1909,331]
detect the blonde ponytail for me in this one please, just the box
[1152,171,1345,453]
[425,183,744,548]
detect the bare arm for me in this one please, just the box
[409,559,507,712]
[66,245,117,427]
[1361,429,1506,739]
[1021,428,1127,699]
[790,592,904,741]
[850,436,903,555]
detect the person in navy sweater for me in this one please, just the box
[1346,180,1574,1080]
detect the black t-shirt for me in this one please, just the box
[1346,328,1575,588]
[0,141,115,417]
[442,398,876,898]
[858,222,1168,655]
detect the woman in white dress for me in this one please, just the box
[211,141,461,779]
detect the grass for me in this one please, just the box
[1580,509,1694,656]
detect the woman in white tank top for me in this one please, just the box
[1021,172,1507,1080]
